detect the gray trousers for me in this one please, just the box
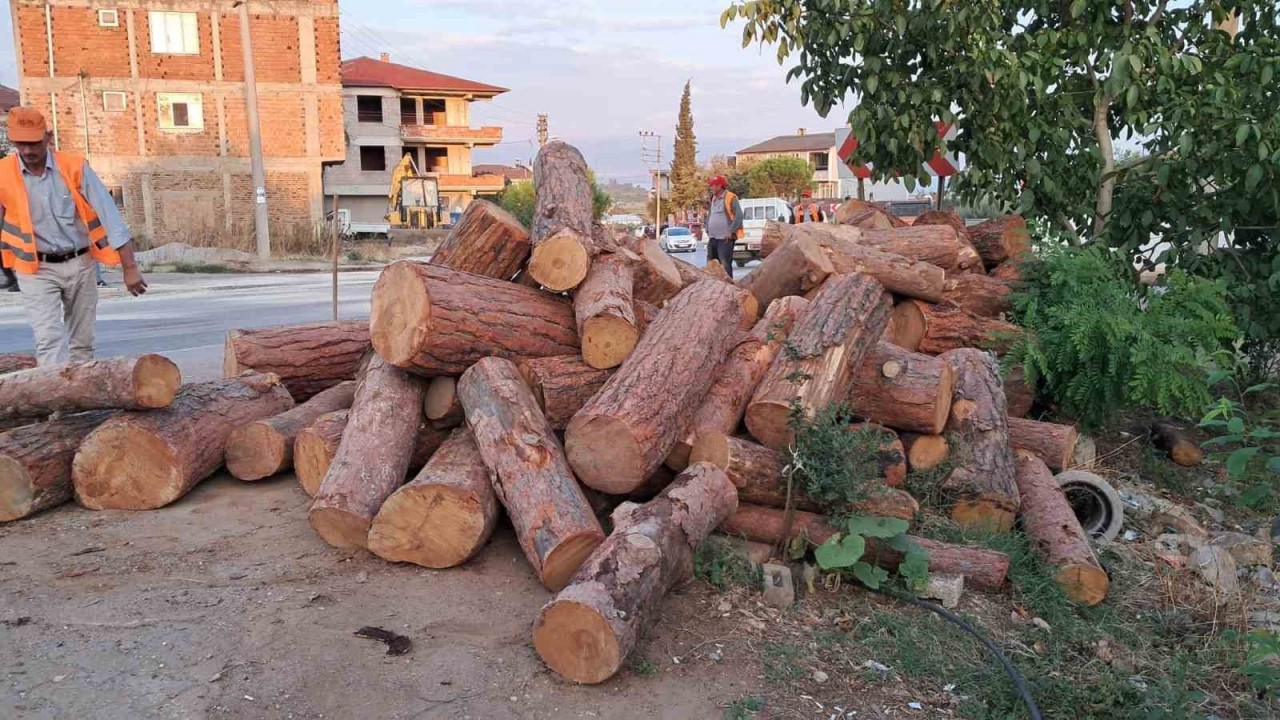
[16,254,98,366]
[707,238,735,279]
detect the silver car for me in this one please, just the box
[659,226,697,253]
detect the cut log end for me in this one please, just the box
[581,315,639,370]
[744,401,793,451]
[369,262,432,367]
[564,416,643,494]
[541,532,607,593]
[533,598,621,685]
[73,426,179,511]
[424,377,459,421]
[367,485,490,568]
[294,432,333,497]
[528,230,592,291]
[1056,564,1110,607]
[688,432,730,470]
[950,497,1017,533]
[0,456,35,522]
[133,354,183,408]
[224,423,287,482]
[889,301,925,351]
[308,507,372,550]
[904,434,949,472]
[933,365,956,434]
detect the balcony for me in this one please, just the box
[401,125,503,146]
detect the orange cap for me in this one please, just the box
[7,107,47,143]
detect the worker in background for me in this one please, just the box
[791,188,826,224]
[705,175,743,279]
[0,107,147,366]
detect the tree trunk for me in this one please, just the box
[990,259,1024,283]
[0,354,181,420]
[666,296,809,470]
[746,274,891,450]
[429,199,530,280]
[309,358,426,549]
[1007,416,1078,472]
[367,428,499,569]
[848,341,955,434]
[225,381,356,481]
[736,235,833,311]
[73,373,293,511]
[574,253,639,369]
[912,210,984,273]
[703,259,732,282]
[834,199,909,228]
[772,223,947,301]
[629,239,684,305]
[370,261,579,376]
[458,357,605,591]
[294,410,450,497]
[900,433,949,472]
[528,141,598,291]
[534,463,737,684]
[0,354,36,375]
[1151,418,1204,467]
[224,321,370,402]
[632,299,661,335]
[516,355,614,431]
[1004,366,1035,418]
[0,410,115,522]
[1014,451,1109,605]
[889,300,1021,354]
[566,280,746,494]
[764,221,968,272]
[719,504,1010,591]
[940,273,1013,318]
[939,349,1019,532]
[969,215,1031,267]
[424,376,465,428]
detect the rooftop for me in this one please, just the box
[737,131,836,155]
[340,56,508,97]
[0,85,20,113]
[473,164,532,180]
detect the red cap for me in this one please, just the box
[801,188,813,198]
[707,175,728,188]
[7,107,47,143]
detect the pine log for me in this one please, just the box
[629,239,684,305]
[1004,366,1035,418]
[745,274,891,450]
[574,253,639,369]
[704,259,732,282]
[0,354,36,375]
[834,199,909,228]
[889,300,1021,354]
[940,273,1013,317]
[225,381,356,481]
[900,433,949,472]
[990,259,1024,283]
[770,223,948,302]
[666,296,809,470]
[73,373,293,511]
[848,341,955,434]
[762,221,968,272]
[1014,451,1108,605]
[632,300,661,334]
[429,199,530,280]
[736,235,833,311]
[528,141,598,291]
[224,321,369,402]
[370,261,578,376]
[1151,419,1204,467]
[719,504,1010,591]
[516,355,614,431]
[0,355,180,420]
[424,376,465,427]
[294,411,450,497]
[566,280,746,494]
[0,411,115,522]
[309,358,426,549]
[912,210,984,273]
[1007,417,1078,472]
[367,429,499,569]
[534,463,738,684]
[969,215,1031,266]
[939,349,1020,532]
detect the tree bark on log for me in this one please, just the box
[459,357,604,590]
[990,259,1024,283]
[566,280,746,494]
[309,358,426,549]
[73,373,293,511]
[294,410,450,497]
[367,428,499,569]
[225,381,356,481]
[370,261,579,376]
[939,273,1013,317]
[1007,416,1079,472]
[625,239,684,306]
[703,259,732,282]
[0,354,180,420]
[0,354,36,375]
[770,223,948,302]
[736,236,833,311]
[969,214,1031,267]
[666,296,809,471]
[763,221,968,272]
[889,300,1021,354]
[574,253,639,369]
[939,349,1020,532]
[834,199,909,228]
[1004,366,1035,418]
[900,433,949,472]
[848,341,955,434]
[1014,451,1109,605]
[424,376,465,428]
[746,274,891,450]
[517,355,614,431]
[429,199,530,280]
[0,410,115,522]
[912,210,984,273]
[719,504,1010,591]
[224,321,369,402]
[1151,418,1204,467]
[533,462,738,684]
[528,141,598,291]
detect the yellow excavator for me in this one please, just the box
[386,154,440,231]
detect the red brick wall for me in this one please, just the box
[314,17,341,83]
[16,6,50,78]
[318,94,345,158]
[46,7,133,77]
[140,93,220,157]
[220,15,302,83]
[135,11,217,82]
[51,89,142,157]
[224,95,307,158]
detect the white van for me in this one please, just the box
[735,198,792,266]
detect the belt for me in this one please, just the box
[38,247,89,264]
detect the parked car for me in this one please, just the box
[659,226,697,253]
[734,198,792,266]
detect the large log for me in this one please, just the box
[667,296,810,470]
[900,433,949,472]
[516,355,614,431]
[566,280,746,494]
[459,357,605,591]
[939,273,1013,317]
[309,358,426,549]
[0,354,36,375]
[533,463,738,684]
[629,239,684,305]
[574,253,639,369]
[424,376,465,428]
[889,300,1021,354]
[528,141,598,291]
[969,214,1031,267]
[719,504,1010,592]
[912,210,983,273]
[745,274,891,450]
[0,411,115,522]
[225,381,356,481]
[848,341,954,435]
[1004,365,1035,418]
[1007,416,1078,472]
[771,223,946,301]
[0,355,180,420]
[736,235,832,310]
[761,221,968,273]
[429,199,530,280]
[367,429,499,569]
[990,259,1025,283]
[370,261,579,376]
[224,321,368,403]
[834,199,909,228]
[940,349,1020,532]
[73,373,293,511]
[1014,451,1108,605]
[293,411,450,497]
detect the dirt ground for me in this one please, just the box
[0,474,767,720]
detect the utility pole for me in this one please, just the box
[639,130,662,234]
[236,1,271,259]
[537,115,548,147]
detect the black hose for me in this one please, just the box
[871,586,1044,720]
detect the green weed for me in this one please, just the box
[694,536,762,591]
[722,695,764,720]
[628,656,658,678]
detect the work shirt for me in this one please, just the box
[20,150,132,254]
[707,193,732,239]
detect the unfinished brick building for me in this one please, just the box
[8,0,344,246]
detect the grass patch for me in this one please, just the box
[722,695,764,719]
[171,261,234,274]
[760,642,809,685]
[627,656,658,677]
[695,536,762,591]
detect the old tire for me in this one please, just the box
[1055,470,1124,541]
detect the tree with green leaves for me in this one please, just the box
[747,156,812,199]
[498,173,611,229]
[669,81,703,215]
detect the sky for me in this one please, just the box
[0,0,843,184]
